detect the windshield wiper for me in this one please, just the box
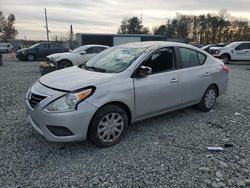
[84,65,107,72]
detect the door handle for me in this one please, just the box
[204,72,210,76]
[170,78,179,83]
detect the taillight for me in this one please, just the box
[221,64,229,73]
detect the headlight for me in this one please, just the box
[215,50,220,55]
[22,51,26,54]
[43,88,94,112]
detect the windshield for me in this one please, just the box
[72,46,87,53]
[224,42,237,48]
[29,43,41,48]
[84,47,146,73]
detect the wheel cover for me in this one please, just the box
[222,56,228,63]
[205,89,216,109]
[28,55,34,61]
[97,113,124,143]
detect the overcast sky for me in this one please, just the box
[1,0,250,40]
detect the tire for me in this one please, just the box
[27,54,35,61]
[197,85,217,112]
[221,54,230,64]
[88,105,128,148]
[57,60,72,69]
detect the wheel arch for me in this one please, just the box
[92,101,132,125]
[210,83,219,97]
[220,53,231,60]
[58,59,73,66]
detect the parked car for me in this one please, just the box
[25,41,228,147]
[212,41,250,64]
[206,43,230,55]
[16,42,69,61]
[47,44,109,69]
[202,43,228,53]
[0,43,13,54]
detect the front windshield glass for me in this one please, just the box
[72,46,87,53]
[224,42,237,48]
[84,47,146,73]
[29,43,40,48]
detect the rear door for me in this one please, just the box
[49,43,66,54]
[35,43,50,59]
[133,47,182,119]
[177,47,212,105]
[233,43,249,60]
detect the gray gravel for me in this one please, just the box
[0,56,250,187]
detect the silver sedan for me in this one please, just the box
[25,41,228,147]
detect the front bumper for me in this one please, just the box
[25,83,98,142]
[16,53,26,60]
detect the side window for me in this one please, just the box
[85,47,94,54]
[235,43,247,50]
[37,44,48,49]
[197,52,206,65]
[141,48,174,74]
[94,47,107,53]
[179,48,200,68]
[247,43,250,49]
[50,43,62,48]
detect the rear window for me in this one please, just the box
[179,47,206,68]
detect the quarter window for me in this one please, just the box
[141,48,175,74]
[179,48,206,68]
[198,52,206,65]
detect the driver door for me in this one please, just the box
[133,47,182,119]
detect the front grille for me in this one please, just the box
[29,93,47,108]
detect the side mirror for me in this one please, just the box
[134,66,152,78]
[80,51,86,55]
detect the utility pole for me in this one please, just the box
[69,25,73,49]
[44,8,49,41]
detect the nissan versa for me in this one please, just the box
[25,41,228,147]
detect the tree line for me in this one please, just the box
[118,10,250,45]
[0,11,18,41]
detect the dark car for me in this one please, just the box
[16,42,69,61]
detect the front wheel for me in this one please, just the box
[88,105,128,147]
[27,54,35,61]
[221,54,230,64]
[57,60,72,69]
[197,85,217,112]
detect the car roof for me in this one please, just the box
[117,41,202,52]
[83,44,109,48]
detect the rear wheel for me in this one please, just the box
[197,85,217,112]
[221,54,230,64]
[88,105,128,147]
[27,54,35,61]
[57,60,72,69]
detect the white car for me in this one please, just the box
[47,45,109,69]
[0,43,13,53]
[212,41,250,64]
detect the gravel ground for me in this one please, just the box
[0,56,250,188]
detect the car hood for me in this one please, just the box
[39,66,115,91]
[17,48,28,53]
[210,47,224,50]
[47,52,76,59]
